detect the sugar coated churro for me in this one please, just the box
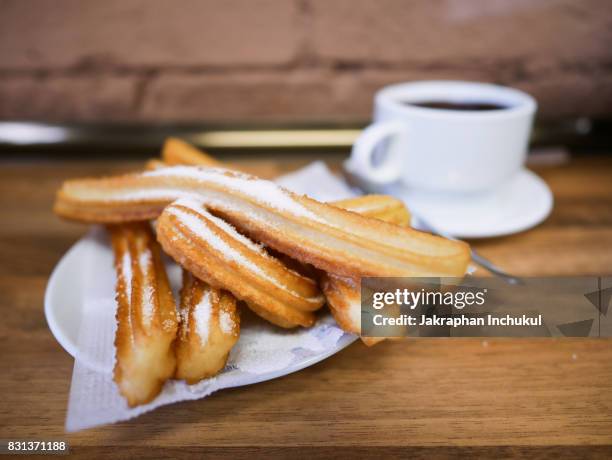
[331,195,410,226]
[175,271,240,383]
[109,223,178,407]
[55,167,470,278]
[157,197,324,328]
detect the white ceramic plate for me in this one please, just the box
[44,228,357,381]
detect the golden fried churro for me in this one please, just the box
[109,223,178,407]
[331,195,410,226]
[175,270,240,383]
[157,197,324,328]
[320,273,361,332]
[162,137,222,167]
[54,167,470,278]
[323,195,411,345]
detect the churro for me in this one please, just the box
[331,195,410,226]
[323,195,411,344]
[157,197,324,328]
[54,166,470,278]
[175,270,240,383]
[109,223,178,407]
[162,137,222,167]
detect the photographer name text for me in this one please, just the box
[373,313,543,327]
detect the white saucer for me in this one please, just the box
[383,168,553,238]
[344,161,553,238]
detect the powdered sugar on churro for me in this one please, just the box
[120,249,135,345]
[138,249,155,326]
[219,310,235,335]
[138,248,150,268]
[179,305,190,335]
[145,167,319,220]
[166,204,322,304]
[114,188,194,202]
[193,290,212,345]
[174,197,267,256]
[141,285,155,326]
[168,207,253,269]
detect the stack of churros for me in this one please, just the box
[55,138,470,406]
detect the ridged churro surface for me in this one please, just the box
[157,197,324,328]
[175,271,240,383]
[109,223,178,407]
[331,195,410,226]
[55,167,470,278]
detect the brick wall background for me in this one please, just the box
[1,0,611,123]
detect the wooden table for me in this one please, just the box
[1,154,612,458]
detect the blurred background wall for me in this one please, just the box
[1,0,611,124]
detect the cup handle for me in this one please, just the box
[350,120,408,184]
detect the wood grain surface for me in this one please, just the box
[1,154,611,458]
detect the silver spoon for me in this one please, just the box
[412,215,524,285]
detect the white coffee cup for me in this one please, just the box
[348,81,537,192]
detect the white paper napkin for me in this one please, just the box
[65,162,357,432]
